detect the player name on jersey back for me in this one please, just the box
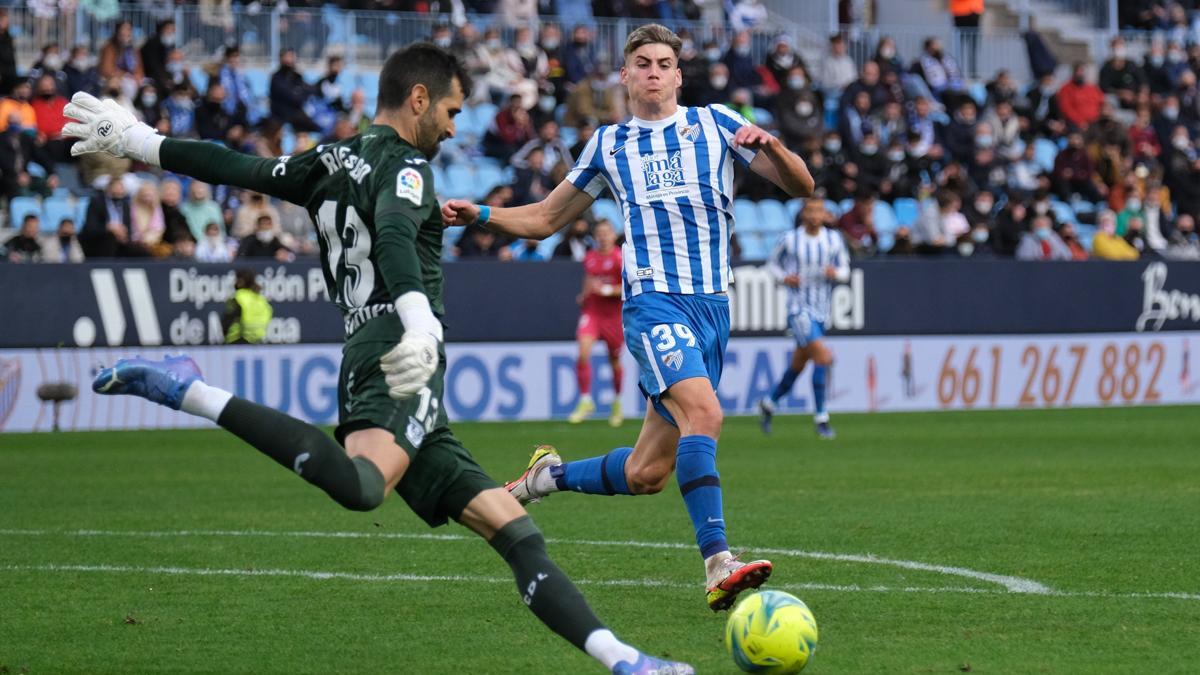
[317,144,373,183]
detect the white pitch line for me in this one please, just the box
[0,527,1051,594]
[1,563,1197,602]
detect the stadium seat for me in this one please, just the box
[560,125,578,148]
[446,164,475,195]
[877,231,895,253]
[838,198,854,215]
[969,81,988,106]
[591,199,624,232]
[873,200,899,234]
[892,197,920,226]
[738,232,768,261]
[537,230,564,258]
[8,196,41,227]
[1034,138,1059,173]
[42,197,76,232]
[429,165,448,194]
[757,199,792,234]
[75,197,90,225]
[476,164,506,198]
[823,199,843,219]
[785,198,804,223]
[733,198,760,232]
[1050,200,1077,225]
[752,107,773,126]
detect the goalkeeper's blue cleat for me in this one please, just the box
[816,421,836,440]
[92,355,202,410]
[611,653,695,675]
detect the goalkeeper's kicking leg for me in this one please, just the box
[92,355,692,674]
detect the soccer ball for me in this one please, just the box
[725,590,819,673]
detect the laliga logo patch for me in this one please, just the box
[405,416,426,448]
[678,123,699,142]
[396,167,423,207]
[97,120,114,137]
[662,349,684,371]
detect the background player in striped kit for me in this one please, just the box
[443,24,815,611]
[569,219,626,426]
[758,199,850,439]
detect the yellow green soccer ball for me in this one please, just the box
[725,590,819,673]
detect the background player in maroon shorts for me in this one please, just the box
[569,219,625,426]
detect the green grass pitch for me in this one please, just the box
[3,406,1200,673]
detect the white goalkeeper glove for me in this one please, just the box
[61,92,164,166]
[380,292,443,400]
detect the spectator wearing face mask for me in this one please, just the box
[764,34,805,90]
[1092,210,1139,260]
[1016,214,1073,260]
[63,45,100,97]
[699,62,732,106]
[563,26,597,86]
[238,215,293,262]
[1143,42,1173,95]
[818,35,857,93]
[775,66,823,151]
[31,74,68,160]
[29,44,69,96]
[1116,191,1147,236]
[939,100,978,163]
[838,188,879,258]
[316,55,346,113]
[874,37,903,77]
[1100,37,1146,109]
[135,84,167,133]
[1058,63,1105,131]
[40,218,85,263]
[195,221,234,262]
[0,80,36,133]
[1054,131,1107,202]
[565,65,621,127]
[1165,213,1200,259]
[722,31,761,92]
[6,214,45,262]
[142,20,176,97]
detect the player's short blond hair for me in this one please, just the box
[623,24,682,61]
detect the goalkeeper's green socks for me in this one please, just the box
[183,381,386,511]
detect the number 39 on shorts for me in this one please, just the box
[651,323,697,351]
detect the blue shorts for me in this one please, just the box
[623,292,729,426]
[789,311,826,348]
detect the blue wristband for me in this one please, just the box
[477,205,491,226]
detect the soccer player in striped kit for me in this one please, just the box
[757,199,849,439]
[443,24,815,611]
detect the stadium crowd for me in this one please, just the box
[3,1,1200,265]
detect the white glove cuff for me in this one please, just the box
[123,125,165,166]
[394,292,443,342]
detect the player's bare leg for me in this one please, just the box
[570,334,599,423]
[759,348,810,435]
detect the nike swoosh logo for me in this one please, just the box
[609,145,627,157]
[706,517,724,524]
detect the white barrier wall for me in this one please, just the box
[2,333,1199,432]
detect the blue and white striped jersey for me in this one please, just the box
[565,104,757,297]
[767,225,850,322]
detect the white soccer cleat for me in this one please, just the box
[504,445,563,506]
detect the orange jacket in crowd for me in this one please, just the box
[951,0,984,17]
[1057,80,1104,129]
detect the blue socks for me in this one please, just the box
[555,447,633,495]
[676,435,728,559]
[812,365,828,420]
[770,366,801,403]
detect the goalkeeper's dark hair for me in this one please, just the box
[378,43,472,112]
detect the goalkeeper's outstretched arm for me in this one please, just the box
[61,92,306,204]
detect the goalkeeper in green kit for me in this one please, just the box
[67,43,692,675]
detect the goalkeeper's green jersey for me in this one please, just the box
[159,127,442,340]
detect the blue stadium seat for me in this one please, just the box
[429,164,448,194]
[42,197,76,232]
[892,197,920,226]
[873,200,899,234]
[877,231,895,253]
[823,199,843,219]
[1050,200,1077,225]
[442,226,465,260]
[733,198,760,232]
[969,81,988,106]
[751,107,773,126]
[476,164,506,197]
[244,70,269,99]
[838,198,855,214]
[446,164,475,195]
[1074,223,1097,252]
[560,125,578,148]
[1071,199,1097,215]
[738,232,768,261]
[75,197,90,225]
[757,199,792,234]
[590,199,624,233]
[537,231,563,258]
[8,196,42,227]
[473,102,498,129]
[785,198,804,223]
[1034,138,1059,173]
